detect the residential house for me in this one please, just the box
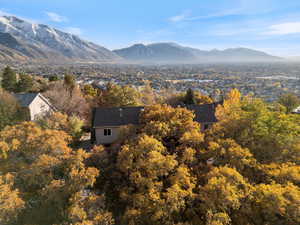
[15,93,56,121]
[91,103,219,145]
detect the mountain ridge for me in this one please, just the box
[113,43,282,63]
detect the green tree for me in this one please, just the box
[48,75,59,82]
[1,66,17,92]
[16,73,34,93]
[184,88,196,105]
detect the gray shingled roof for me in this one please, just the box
[14,93,39,107]
[93,107,144,127]
[92,103,219,128]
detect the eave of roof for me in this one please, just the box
[92,103,220,128]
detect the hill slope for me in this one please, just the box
[0,16,121,62]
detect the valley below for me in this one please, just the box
[2,61,299,102]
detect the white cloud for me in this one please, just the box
[64,27,82,35]
[46,12,68,22]
[167,0,276,24]
[168,8,247,23]
[168,11,190,22]
[264,22,300,35]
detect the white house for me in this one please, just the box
[15,93,56,120]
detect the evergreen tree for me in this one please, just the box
[16,74,34,93]
[184,88,196,105]
[48,75,59,82]
[1,66,17,92]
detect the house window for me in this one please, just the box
[204,124,210,130]
[104,128,112,136]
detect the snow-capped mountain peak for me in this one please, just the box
[0,15,120,62]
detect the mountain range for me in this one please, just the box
[0,16,120,62]
[0,16,282,63]
[113,43,281,63]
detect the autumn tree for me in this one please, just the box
[82,84,97,97]
[247,183,300,225]
[140,81,158,105]
[64,74,76,91]
[199,167,251,219]
[89,104,206,225]
[278,93,300,113]
[98,83,141,107]
[213,90,300,164]
[140,104,201,142]
[0,174,24,225]
[0,122,112,225]
[0,89,28,130]
[38,112,84,143]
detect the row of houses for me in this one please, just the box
[15,92,300,146]
[15,93,220,145]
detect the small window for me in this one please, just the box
[204,124,210,130]
[104,128,112,136]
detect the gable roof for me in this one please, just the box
[93,106,144,127]
[14,93,39,107]
[92,103,220,128]
[14,93,56,111]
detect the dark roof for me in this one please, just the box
[186,103,219,123]
[14,93,39,107]
[93,106,144,127]
[92,103,220,128]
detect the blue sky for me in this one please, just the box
[1,0,300,56]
